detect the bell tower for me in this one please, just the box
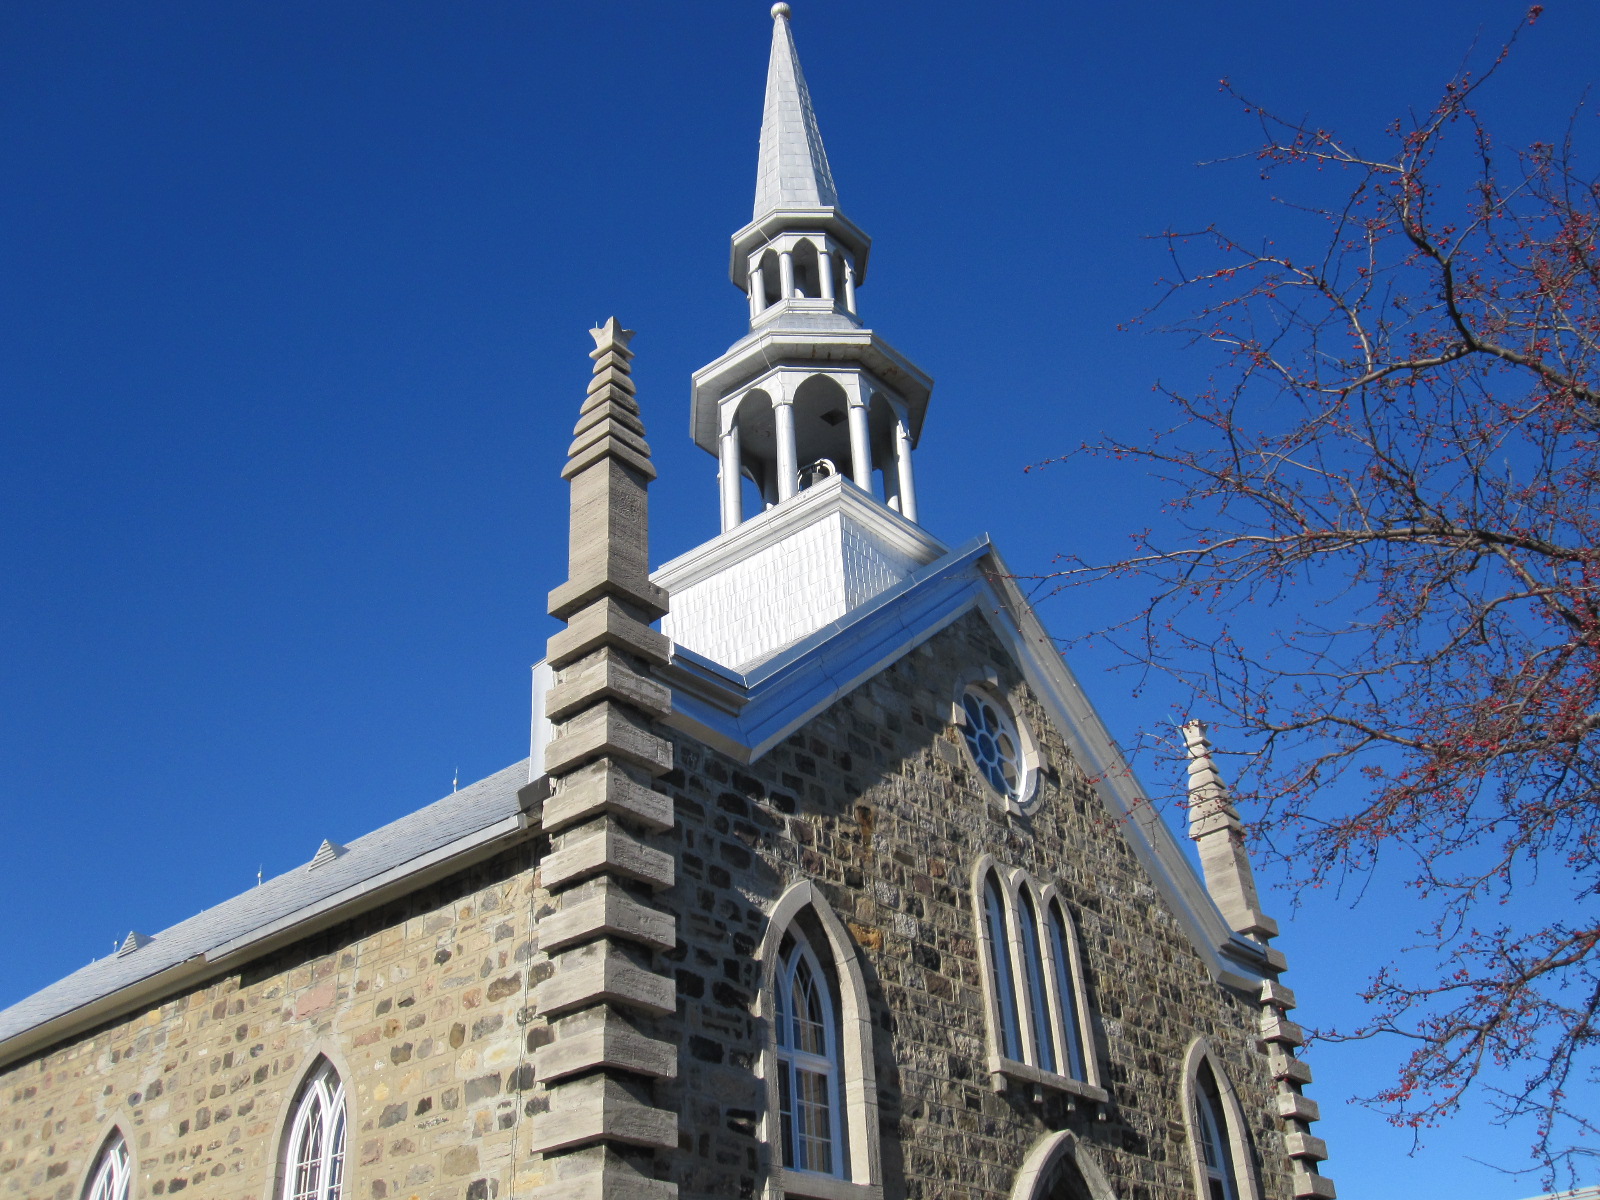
[690,2,933,532]
[660,4,946,672]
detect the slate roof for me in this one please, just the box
[0,759,531,1052]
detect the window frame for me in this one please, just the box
[81,1128,131,1200]
[952,670,1040,813]
[971,858,1107,1104]
[279,1058,348,1200]
[775,928,846,1178]
[1180,1040,1263,1200]
[757,882,883,1200]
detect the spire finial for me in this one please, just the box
[771,2,790,18]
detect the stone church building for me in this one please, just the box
[1,8,1337,1200]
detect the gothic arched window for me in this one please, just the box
[774,927,845,1178]
[1017,888,1056,1074]
[1182,1045,1261,1200]
[1195,1061,1241,1200]
[982,871,1024,1061]
[1046,900,1088,1082]
[282,1059,347,1200]
[83,1130,130,1200]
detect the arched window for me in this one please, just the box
[1046,900,1087,1081]
[774,927,845,1178]
[1017,889,1056,1073]
[982,872,1023,1061]
[83,1131,130,1200]
[760,882,883,1194]
[282,1059,347,1200]
[1195,1061,1241,1200]
[1182,1044,1260,1200]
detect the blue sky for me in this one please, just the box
[4,2,1596,1195]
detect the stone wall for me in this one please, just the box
[656,609,1290,1200]
[2,609,1291,1200]
[0,845,546,1200]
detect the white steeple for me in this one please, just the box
[754,3,838,216]
[659,6,945,672]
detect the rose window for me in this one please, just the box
[961,688,1024,799]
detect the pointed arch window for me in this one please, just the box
[1182,1046,1261,1200]
[1017,889,1056,1074]
[282,1059,347,1200]
[982,872,1024,1061]
[83,1131,130,1200]
[973,863,1107,1104]
[1196,1062,1241,1200]
[775,928,844,1177]
[1046,900,1088,1082]
[759,882,883,1198]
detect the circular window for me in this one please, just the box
[960,687,1026,800]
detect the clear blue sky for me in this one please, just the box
[4,2,1595,1196]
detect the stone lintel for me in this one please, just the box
[546,650,672,724]
[540,877,676,954]
[562,437,657,482]
[542,818,675,892]
[1291,1170,1338,1199]
[1276,1092,1321,1122]
[537,943,676,1019]
[539,1008,678,1083]
[531,1074,678,1154]
[1268,1049,1314,1085]
[1260,980,1297,1011]
[1259,1014,1306,1048]
[544,759,674,836]
[545,702,674,781]
[529,1150,677,1200]
[547,599,671,671]
[1284,1132,1329,1162]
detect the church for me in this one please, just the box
[0,8,1337,1200]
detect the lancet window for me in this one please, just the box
[83,1131,130,1200]
[774,928,844,1176]
[759,882,883,1197]
[1182,1044,1261,1200]
[281,1059,347,1200]
[973,862,1101,1099]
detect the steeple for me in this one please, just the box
[661,6,945,672]
[688,4,930,531]
[754,3,837,217]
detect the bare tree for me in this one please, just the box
[1040,7,1599,1181]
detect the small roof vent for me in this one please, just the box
[117,931,153,957]
[308,839,348,869]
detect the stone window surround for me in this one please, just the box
[1180,1037,1265,1200]
[79,1125,132,1200]
[756,880,884,1200]
[951,667,1040,813]
[970,857,1108,1105]
[274,1050,353,1200]
[1007,1130,1121,1200]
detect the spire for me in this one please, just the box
[754,3,838,219]
[1181,720,1277,942]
